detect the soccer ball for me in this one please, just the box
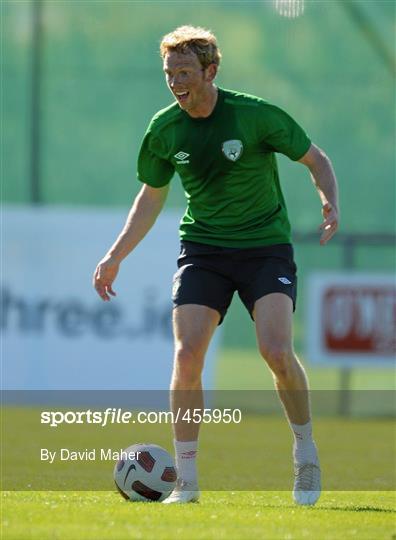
[114,443,177,502]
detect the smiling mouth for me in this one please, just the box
[174,91,190,103]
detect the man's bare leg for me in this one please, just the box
[254,293,321,505]
[254,293,310,423]
[163,304,219,504]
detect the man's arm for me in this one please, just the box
[93,183,169,301]
[298,143,340,245]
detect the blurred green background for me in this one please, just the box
[3,0,395,392]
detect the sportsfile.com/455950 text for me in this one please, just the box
[40,408,242,428]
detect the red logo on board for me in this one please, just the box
[323,286,396,355]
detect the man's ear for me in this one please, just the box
[205,63,218,82]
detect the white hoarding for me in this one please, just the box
[1,207,220,390]
[306,272,396,367]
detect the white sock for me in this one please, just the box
[174,440,198,484]
[290,420,318,465]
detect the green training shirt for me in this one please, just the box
[137,87,311,248]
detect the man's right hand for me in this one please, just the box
[93,257,119,301]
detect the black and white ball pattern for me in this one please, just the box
[114,443,177,502]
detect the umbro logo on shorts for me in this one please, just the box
[278,277,292,285]
[174,151,190,164]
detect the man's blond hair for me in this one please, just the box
[160,25,222,69]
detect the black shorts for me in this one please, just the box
[172,240,297,324]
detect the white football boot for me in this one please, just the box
[293,462,321,506]
[162,479,200,504]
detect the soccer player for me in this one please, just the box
[93,26,339,505]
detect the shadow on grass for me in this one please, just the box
[239,503,396,513]
[321,505,396,513]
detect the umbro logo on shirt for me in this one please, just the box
[278,277,292,285]
[174,151,190,164]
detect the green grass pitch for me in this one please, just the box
[2,358,395,540]
[2,490,395,539]
[2,411,395,539]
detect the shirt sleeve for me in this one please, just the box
[137,129,175,187]
[258,104,311,161]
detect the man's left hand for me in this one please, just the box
[319,202,339,245]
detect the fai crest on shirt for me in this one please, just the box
[222,140,243,161]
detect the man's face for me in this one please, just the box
[163,51,212,113]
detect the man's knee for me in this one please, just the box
[258,343,295,380]
[173,345,204,385]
